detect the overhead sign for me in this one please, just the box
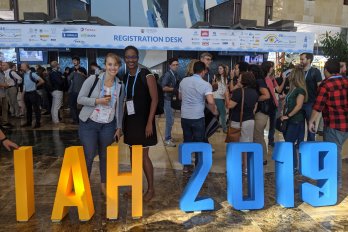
[0,24,314,53]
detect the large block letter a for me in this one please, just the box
[51,146,95,222]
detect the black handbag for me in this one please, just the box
[171,88,181,110]
[276,117,288,133]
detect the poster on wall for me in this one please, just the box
[0,24,314,53]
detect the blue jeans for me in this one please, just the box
[323,127,348,188]
[268,108,277,144]
[284,121,305,170]
[79,118,116,183]
[181,117,205,166]
[302,102,315,141]
[164,99,174,141]
[215,99,227,131]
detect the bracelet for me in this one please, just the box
[0,137,8,143]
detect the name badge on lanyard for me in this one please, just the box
[125,68,140,115]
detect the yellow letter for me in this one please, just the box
[51,146,94,222]
[14,146,35,221]
[107,145,143,219]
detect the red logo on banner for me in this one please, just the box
[201,31,209,37]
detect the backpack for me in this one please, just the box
[8,71,19,87]
[140,69,164,115]
[29,71,39,84]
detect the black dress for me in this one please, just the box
[123,68,158,147]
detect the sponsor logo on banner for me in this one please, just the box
[201,30,209,37]
[222,42,228,45]
[63,33,78,38]
[62,27,79,38]
[80,27,96,32]
[191,38,200,41]
[193,31,199,37]
[202,42,209,46]
[192,42,200,45]
[73,39,86,44]
[264,34,280,43]
[81,33,96,38]
[212,32,217,36]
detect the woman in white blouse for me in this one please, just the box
[212,64,228,133]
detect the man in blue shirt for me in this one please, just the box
[179,61,218,172]
[20,63,45,128]
[161,57,181,147]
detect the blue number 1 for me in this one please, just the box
[178,143,214,212]
[272,142,294,207]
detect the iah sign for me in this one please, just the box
[12,142,337,222]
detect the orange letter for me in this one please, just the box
[14,147,35,221]
[51,146,94,222]
[107,145,143,219]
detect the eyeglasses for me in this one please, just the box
[125,56,139,60]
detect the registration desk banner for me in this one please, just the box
[0,24,314,52]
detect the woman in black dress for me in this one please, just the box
[123,46,158,202]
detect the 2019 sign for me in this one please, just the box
[12,142,337,222]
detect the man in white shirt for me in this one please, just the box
[179,61,218,172]
[2,62,22,118]
[0,62,10,128]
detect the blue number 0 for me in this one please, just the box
[300,142,337,206]
[226,143,264,210]
[178,143,214,212]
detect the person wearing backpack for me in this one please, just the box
[2,62,22,118]
[49,61,64,124]
[161,57,180,147]
[78,53,125,196]
[123,46,158,202]
[20,63,45,128]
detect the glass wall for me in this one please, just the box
[168,0,204,28]
[18,0,48,20]
[91,0,129,26]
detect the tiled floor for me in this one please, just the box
[0,113,347,231]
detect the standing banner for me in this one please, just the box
[0,24,314,52]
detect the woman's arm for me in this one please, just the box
[258,87,270,101]
[145,75,158,137]
[281,94,305,120]
[275,75,286,93]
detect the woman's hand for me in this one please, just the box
[96,97,111,105]
[145,122,153,138]
[281,115,289,121]
[114,128,122,143]
[2,139,19,151]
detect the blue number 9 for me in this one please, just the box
[300,142,337,206]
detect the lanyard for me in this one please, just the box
[101,74,117,106]
[169,70,177,85]
[125,68,140,98]
[304,67,311,80]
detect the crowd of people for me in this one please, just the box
[0,48,347,202]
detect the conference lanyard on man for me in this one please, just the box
[125,68,140,115]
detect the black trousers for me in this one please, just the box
[24,91,41,125]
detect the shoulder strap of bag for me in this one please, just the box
[239,88,245,128]
[88,75,99,97]
[29,71,38,84]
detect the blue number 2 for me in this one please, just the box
[178,143,214,212]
